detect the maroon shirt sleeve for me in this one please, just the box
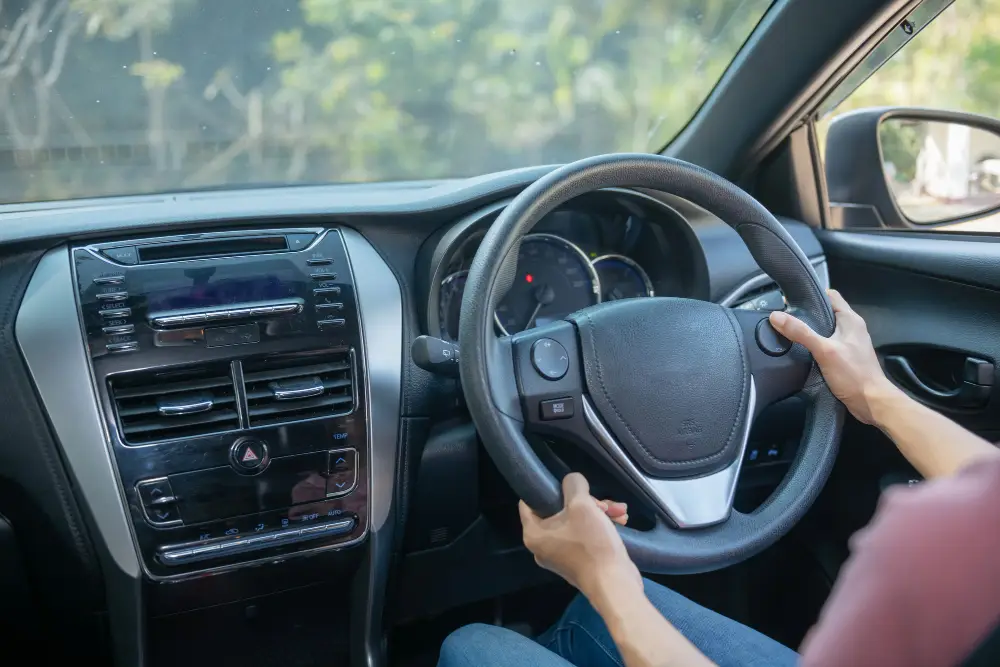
[800,457,1000,667]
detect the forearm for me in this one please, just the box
[587,573,715,667]
[869,381,1000,478]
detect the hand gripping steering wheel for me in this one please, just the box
[458,154,844,574]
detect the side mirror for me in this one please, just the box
[825,107,1000,229]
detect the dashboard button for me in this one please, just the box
[318,318,346,330]
[310,271,338,281]
[100,307,132,319]
[93,274,125,285]
[102,324,135,335]
[315,302,343,312]
[306,257,333,266]
[102,246,138,265]
[96,290,129,302]
[230,437,269,473]
[540,397,575,421]
[286,233,317,251]
[106,341,139,353]
[531,338,570,380]
[327,448,357,497]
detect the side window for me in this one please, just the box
[817,0,1000,233]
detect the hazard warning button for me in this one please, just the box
[230,437,269,474]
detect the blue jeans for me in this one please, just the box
[437,578,798,667]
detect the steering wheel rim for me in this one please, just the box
[458,153,844,574]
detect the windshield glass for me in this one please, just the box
[0,0,772,203]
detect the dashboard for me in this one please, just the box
[0,166,828,667]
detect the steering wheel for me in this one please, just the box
[458,153,844,574]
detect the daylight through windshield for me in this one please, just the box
[0,0,772,203]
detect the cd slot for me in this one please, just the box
[148,298,304,328]
[137,235,289,262]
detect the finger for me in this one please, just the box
[769,311,830,355]
[594,498,609,512]
[610,513,629,526]
[518,500,541,529]
[561,472,590,504]
[826,289,853,315]
[600,500,628,519]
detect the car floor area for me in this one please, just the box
[389,522,834,667]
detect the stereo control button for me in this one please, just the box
[102,246,138,265]
[96,291,129,302]
[310,271,338,281]
[102,324,135,335]
[93,274,125,285]
[286,233,317,251]
[106,341,139,353]
[315,302,343,312]
[306,257,333,266]
[230,438,269,474]
[318,318,346,330]
[100,307,132,319]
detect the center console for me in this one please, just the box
[73,228,370,578]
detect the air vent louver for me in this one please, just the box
[243,352,354,427]
[110,365,239,444]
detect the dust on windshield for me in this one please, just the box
[0,0,772,203]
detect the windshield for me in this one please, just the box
[0,0,772,203]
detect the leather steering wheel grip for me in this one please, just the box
[459,153,844,572]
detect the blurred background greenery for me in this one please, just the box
[0,0,995,203]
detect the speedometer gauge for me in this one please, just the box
[494,234,600,335]
[591,255,654,301]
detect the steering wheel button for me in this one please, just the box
[531,338,570,380]
[755,317,792,356]
[540,397,574,420]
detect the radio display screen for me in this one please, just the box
[143,267,300,313]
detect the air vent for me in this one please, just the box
[243,352,355,427]
[110,365,239,444]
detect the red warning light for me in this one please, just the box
[525,273,534,283]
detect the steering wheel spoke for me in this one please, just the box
[731,308,814,417]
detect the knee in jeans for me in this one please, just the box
[439,623,498,661]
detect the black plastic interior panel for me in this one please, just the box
[820,230,1000,291]
[825,252,1000,432]
[0,249,110,660]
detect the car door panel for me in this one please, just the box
[819,230,1000,437]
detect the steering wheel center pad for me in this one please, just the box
[568,298,750,479]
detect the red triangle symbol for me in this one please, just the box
[242,448,259,463]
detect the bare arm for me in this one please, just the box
[770,290,999,479]
[589,574,714,667]
[867,383,998,478]
[519,474,714,667]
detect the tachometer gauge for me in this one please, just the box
[591,255,654,301]
[438,270,467,343]
[494,234,600,335]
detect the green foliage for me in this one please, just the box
[878,120,925,182]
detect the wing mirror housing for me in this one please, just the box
[825,107,1000,229]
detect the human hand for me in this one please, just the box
[596,498,629,526]
[769,289,900,425]
[519,473,641,601]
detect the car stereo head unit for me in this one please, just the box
[72,228,371,578]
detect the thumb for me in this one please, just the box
[561,472,590,505]
[769,311,829,357]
